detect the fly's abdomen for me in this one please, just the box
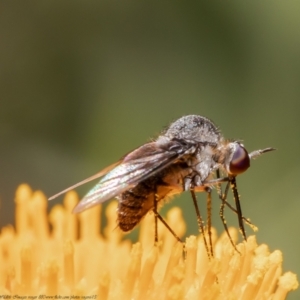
[118,183,155,232]
[117,165,187,232]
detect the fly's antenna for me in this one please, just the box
[249,147,275,160]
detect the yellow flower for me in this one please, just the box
[0,184,298,299]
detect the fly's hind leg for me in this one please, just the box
[152,193,183,244]
[153,193,158,243]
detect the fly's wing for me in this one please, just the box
[48,161,121,201]
[73,140,193,213]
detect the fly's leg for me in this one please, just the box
[222,200,257,231]
[152,193,183,244]
[203,177,230,186]
[219,181,241,253]
[215,170,241,253]
[154,213,183,244]
[190,188,212,259]
[206,188,214,258]
[213,171,256,229]
[154,193,158,243]
[230,177,247,241]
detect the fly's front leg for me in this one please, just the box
[230,177,247,241]
[214,171,250,253]
[217,180,241,253]
[203,176,230,187]
[215,170,238,252]
[214,170,258,231]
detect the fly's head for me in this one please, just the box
[223,142,250,177]
[222,142,275,177]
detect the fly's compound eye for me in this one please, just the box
[228,143,250,175]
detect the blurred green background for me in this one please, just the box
[0,1,299,298]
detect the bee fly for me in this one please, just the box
[49,115,274,257]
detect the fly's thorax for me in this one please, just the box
[190,143,220,183]
[163,115,222,144]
